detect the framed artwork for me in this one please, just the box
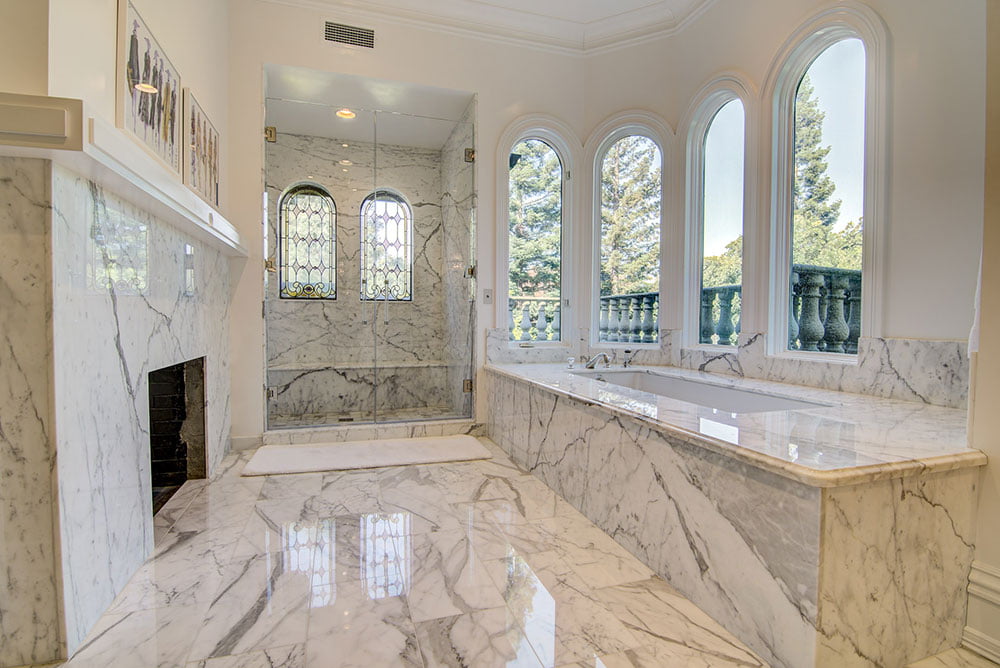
[183,89,220,207]
[116,0,182,173]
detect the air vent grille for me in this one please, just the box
[324,21,374,48]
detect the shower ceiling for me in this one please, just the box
[301,0,716,51]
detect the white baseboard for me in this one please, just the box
[231,435,262,451]
[964,561,1000,663]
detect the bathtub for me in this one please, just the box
[570,368,828,413]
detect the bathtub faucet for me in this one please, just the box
[584,352,613,369]
[622,349,635,368]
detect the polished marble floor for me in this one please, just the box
[59,437,771,667]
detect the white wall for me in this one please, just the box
[0,0,47,95]
[227,0,586,441]
[584,0,986,341]
[47,0,230,205]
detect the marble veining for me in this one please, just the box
[487,362,981,485]
[58,438,766,667]
[49,163,233,656]
[487,325,970,409]
[486,368,983,668]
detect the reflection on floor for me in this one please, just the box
[61,437,769,667]
[269,405,462,428]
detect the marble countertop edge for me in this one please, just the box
[484,363,987,488]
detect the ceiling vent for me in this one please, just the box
[324,21,375,48]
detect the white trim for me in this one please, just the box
[761,1,889,356]
[231,435,263,451]
[963,627,1000,665]
[677,72,759,350]
[583,111,673,349]
[969,561,1000,607]
[495,115,581,346]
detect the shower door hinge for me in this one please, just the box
[464,148,475,163]
[464,264,476,279]
[264,126,277,142]
[463,379,473,393]
[265,386,275,400]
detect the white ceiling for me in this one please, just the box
[296,0,716,52]
[265,65,474,148]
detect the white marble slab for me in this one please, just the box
[487,362,982,486]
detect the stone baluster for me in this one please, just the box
[599,298,609,342]
[551,302,561,342]
[733,289,742,337]
[846,275,862,354]
[535,303,549,341]
[822,274,850,353]
[508,301,516,340]
[700,289,715,344]
[641,294,655,343]
[797,271,826,351]
[616,298,629,342]
[608,298,621,342]
[789,271,800,349]
[519,303,532,342]
[816,274,829,351]
[716,288,735,346]
[629,296,642,342]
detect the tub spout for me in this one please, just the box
[584,352,613,369]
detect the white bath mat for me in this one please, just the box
[241,434,491,476]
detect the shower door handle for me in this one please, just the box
[383,279,390,325]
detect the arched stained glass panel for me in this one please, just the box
[279,184,336,299]
[361,190,413,301]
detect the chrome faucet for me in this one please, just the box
[622,349,636,368]
[584,352,613,369]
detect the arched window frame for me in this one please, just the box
[277,181,337,300]
[584,112,670,348]
[680,74,757,348]
[764,3,889,357]
[497,115,579,345]
[360,188,413,301]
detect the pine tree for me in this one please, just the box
[507,139,563,297]
[600,136,661,296]
[793,75,842,228]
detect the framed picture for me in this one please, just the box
[116,0,182,173]
[183,90,220,207]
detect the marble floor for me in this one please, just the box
[57,437,771,668]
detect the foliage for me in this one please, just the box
[507,139,563,298]
[599,136,661,296]
[702,73,862,287]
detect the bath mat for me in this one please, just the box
[241,434,491,476]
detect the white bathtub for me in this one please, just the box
[571,368,828,414]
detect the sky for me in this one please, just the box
[703,38,866,257]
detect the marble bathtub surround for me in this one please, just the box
[59,439,766,667]
[486,365,984,667]
[0,158,233,667]
[264,126,475,425]
[486,326,970,409]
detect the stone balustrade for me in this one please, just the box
[506,264,859,353]
[598,292,659,343]
[508,297,561,341]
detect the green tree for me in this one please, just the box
[702,73,862,284]
[600,136,661,296]
[508,139,563,298]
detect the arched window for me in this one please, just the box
[767,6,887,355]
[507,137,565,341]
[278,183,336,299]
[360,190,412,301]
[595,134,662,343]
[697,99,746,346]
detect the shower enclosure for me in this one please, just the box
[262,66,476,428]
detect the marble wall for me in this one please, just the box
[265,130,475,423]
[0,158,233,666]
[487,327,970,409]
[485,369,979,667]
[0,158,61,668]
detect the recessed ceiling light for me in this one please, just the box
[336,108,356,119]
[134,83,158,94]
[342,143,349,148]
[342,168,348,172]
[339,159,352,166]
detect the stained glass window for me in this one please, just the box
[361,190,412,301]
[278,184,336,299]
